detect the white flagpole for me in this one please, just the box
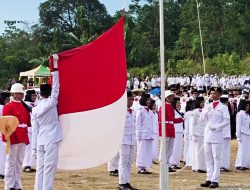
[159,0,168,190]
[196,0,206,75]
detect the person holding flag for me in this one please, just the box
[31,54,62,190]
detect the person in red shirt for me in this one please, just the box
[158,90,184,172]
[2,83,30,190]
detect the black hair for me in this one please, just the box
[40,84,52,98]
[149,100,156,110]
[238,99,249,112]
[139,97,148,106]
[193,100,203,109]
[24,94,32,102]
[185,100,193,112]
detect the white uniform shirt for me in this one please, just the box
[121,110,136,145]
[31,71,62,149]
[191,108,205,137]
[151,111,158,135]
[133,78,139,89]
[151,78,157,87]
[135,106,154,140]
[201,102,230,143]
[174,111,184,133]
[236,110,250,138]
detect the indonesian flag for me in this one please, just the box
[56,16,127,170]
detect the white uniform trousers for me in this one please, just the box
[183,137,189,162]
[221,138,231,169]
[159,137,174,165]
[118,144,135,184]
[23,129,36,167]
[192,136,206,171]
[235,134,250,168]
[34,142,59,190]
[4,143,26,190]
[185,139,193,166]
[108,152,119,171]
[204,143,222,183]
[0,138,6,175]
[170,132,183,166]
[136,139,153,169]
[152,134,159,161]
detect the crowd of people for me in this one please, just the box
[0,72,249,190]
[110,73,250,189]
[128,73,250,92]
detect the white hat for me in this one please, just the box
[10,83,25,93]
[165,90,174,98]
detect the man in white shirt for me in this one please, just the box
[200,87,230,188]
[118,91,138,190]
[31,55,62,190]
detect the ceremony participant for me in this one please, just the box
[2,84,30,190]
[220,95,231,172]
[200,87,230,188]
[183,100,193,166]
[170,97,184,169]
[108,153,119,176]
[118,91,138,190]
[136,93,154,174]
[149,100,159,164]
[235,99,250,170]
[23,90,37,173]
[0,92,10,179]
[158,90,184,172]
[191,97,206,173]
[31,55,62,190]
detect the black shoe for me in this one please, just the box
[126,183,138,190]
[220,167,230,172]
[152,161,159,164]
[236,166,242,170]
[197,169,206,173]
[110,171,119,177]
[23,166,36,173]
[0,174,4,179]
[118,184,129,190]
[241,167,249,170]
[168,167,176,173]
[200,180,211,187]
[138,168,152,174]
[236,167,248,171]
[209,182,219,188]
[9,188,16,190]
[171,165,182,169]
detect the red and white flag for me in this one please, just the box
[56,16,127,170]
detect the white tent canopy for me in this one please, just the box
[19,65,50,78]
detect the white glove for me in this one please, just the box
[237,137,241,142]
[32,149,37,159]
[209,125,216,131]
[52,54,59,69]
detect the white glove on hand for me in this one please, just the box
[209,125,216,131]
[52,54,59,69]
[237,137,241,142]
[32,149,37,159]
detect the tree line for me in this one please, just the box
[0,0,250,88]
